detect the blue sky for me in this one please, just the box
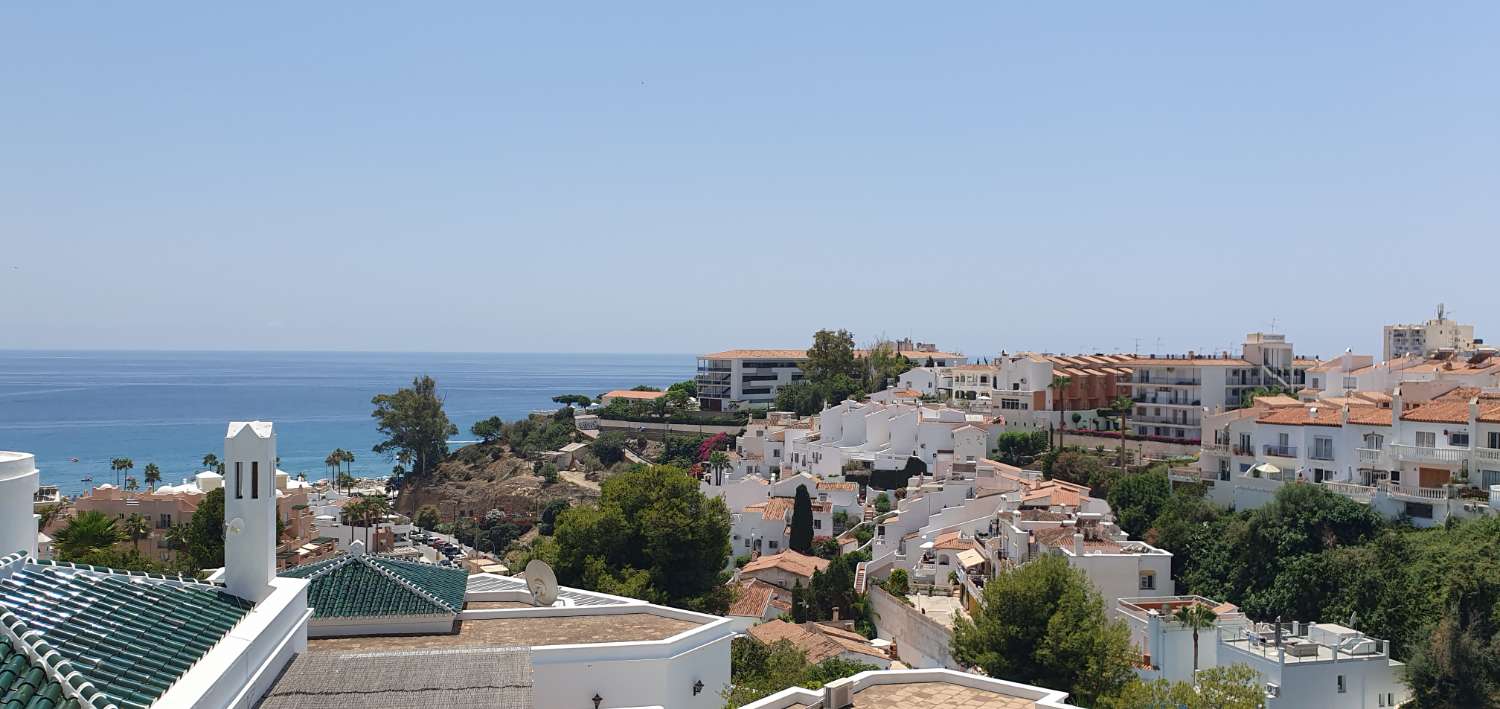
[2,3,1495,358]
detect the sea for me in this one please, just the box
[0,350,691,496]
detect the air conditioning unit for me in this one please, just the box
[824,678,854,709]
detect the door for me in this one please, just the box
[1418,467,1450,488]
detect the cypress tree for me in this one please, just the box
[789,484,814,553]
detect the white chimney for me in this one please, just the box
[224,421,278,603]
[0,452,39,560]
[1073,532,1085,556]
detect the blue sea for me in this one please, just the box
[0,351,691,495]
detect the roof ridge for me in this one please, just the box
[0,609,117,709]
[360,556,459,613]
[299,552,358,584]
[28,557,223,588]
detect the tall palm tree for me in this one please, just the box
[1109,395,1134,468]
[361,496,391,550]
[325,450,343,480]
[143,463,162,490]
[707,450,731,485]
[53,511,125,560]
[1173,604,1218,678]
[110,457,133,488]
[342,497,365,545]
[337,472,355,495]
[124,476,139,492]
[163,523,189,552]
[123,513,150,551]
[1049,375,1073,448]
[341,449,356,478]
[202,453,219,472]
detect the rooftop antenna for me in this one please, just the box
[524,559,559,607]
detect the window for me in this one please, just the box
[1490,432,1500,450]
[1337,675,1346,694]
[1312,437,1334,461]
[1416,431,1436,448]
[1343,376,1358,389]
[1139,571,1155,590]
[1450,432,1470,447]
[234,462,243,499]
[814,519,823,530]
[1365,433,1385,450]
[768,540,778,550]
[251,461,260,499]
[1239,433,1252,454]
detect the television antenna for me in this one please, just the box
[524,560,559,607]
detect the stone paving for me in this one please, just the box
[307,612,702,651]
[789,682,1037,708]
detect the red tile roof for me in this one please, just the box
[740,550,829,579]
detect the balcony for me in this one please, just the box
[1202,442,1230,455]
[1321,481,1377,503]
[1391,444,1468,465]
[1475,447,1500,465]
[1382,481,1455,501]
[1128,378,1202,387]
[1357,448,1393,468]
[1232,445,1253,456]
[1263,444,1299,459]
[1133,394,1202,406]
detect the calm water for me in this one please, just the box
[0,351,690,495]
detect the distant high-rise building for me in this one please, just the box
[1383,304,1476,360]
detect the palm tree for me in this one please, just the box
[53,511,125,559]
[337,472,355,495]
[341,449,356,479]
[163,523,189,552]
[1109,395,1134,468]
[36,503,62,533]
[1173,604,1218,678]
[361,496,391,550]
[325,450,343,480]
[123,513,150,551]
[707,450,731,485]
[143,463,162,490]
[342,497,365,544]
[202,453,219,472]
[110,457,133,488]
[1049,375,1072,448]
[124,476,139,492]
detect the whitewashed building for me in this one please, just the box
[1218,621,1409,709]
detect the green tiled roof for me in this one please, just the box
[0,559,253,709]
[280,553,467,619]
[0,640,79,709]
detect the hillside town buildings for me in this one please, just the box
[1383,305,1479,360]
[696,340,966,411]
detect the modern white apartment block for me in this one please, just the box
[697,343,966,412]
[1218,621,1409,709]
[1117,596,1249,684]
[1383,305,1478,360]
[898,353,1132,431]
[785,400,999,479]
[1120,332,1318,442]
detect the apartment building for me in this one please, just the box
[697,343,966,411]
[1383,305,1477,360]
[1199,385,1500,527]
[1218,621,1409,709]
[784,400,999,479]
[1119,332,1318,442]
[1118,596,1249,684]
[897,353,1132,430]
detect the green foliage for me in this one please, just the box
[591,431,630,466]
[142,463,161,489]
[552,393,593,407]
[873,492,891,515]
[951,554,1134,706]
[862,339,914,392]
[371,375,459,483]
[499,415,575,458]
[71,548,182,575]
[552,465,732,612]
[54,511,126,560]
[185,487,226,570]
[1106,468,1171,538]
[994,430,1050,465]
[471,416,504,443]
[538,499,569,536]
[804,329,862,384]
[1100,664,1265,709]
[666,380,697,398]
[790,485,814,554]
[800,554,874,636]
[414,505,441,531]
[723,636,876,707]
[1044,448,1118,497]
[734,553,751,568]
[774,381,826,417]
[881,568,911,597]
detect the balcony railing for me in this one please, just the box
[1322,481,1377,501]
[1475,447,1500,464]
[1391,444,1468,465]
[1490,485,1500,510]
[1263,444,1299,458]
[1203,442,1230,454]
[1357,448,1388,464]
[1308,449,1336,462]
[1232,445,1253,456]
[1382,481,1455,501]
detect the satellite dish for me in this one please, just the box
[226,518,245,536]
[523,560,559,607]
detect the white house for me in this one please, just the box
[1117,596,1249,684]
[1218,621,1409,709]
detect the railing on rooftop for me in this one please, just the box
[1321,480,1377,501]
[1263,444,1299,458]
[1381,481,1454,501]
[1391,444,1468,464]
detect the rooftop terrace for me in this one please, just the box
[307,612,704,651]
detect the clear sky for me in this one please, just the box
[3,3,1495,358]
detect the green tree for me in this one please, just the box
[538,499,569,536]
[122,513,150,551]
[124,475,139,492]
[804,329,861,384]
[325,449,344,480]
[142,463,162,490]
[591,431,630,466]
[53,511,125,559]
[773,380,826,417]
[370,375,459,483]
[873,492,891,515]
[185,487,226,570]
[882,568,911,596]
[1102,664,1265,709]
[163,523,189,552]
[952,554,1134,705]
[471,416,504,444]
[110,457,133,488]
[706,450,731,484]
[336,471,355,494]
[863,338,914,391]
[414,504,441,531]
[666,380,696,398]
[1106,468,1172,538]
[1106,395,1133,467]
[202,453,220,472]
[789,484,814,554]
[552,394,593,407]
[551,465,732,612]
[1049,375,1072,446]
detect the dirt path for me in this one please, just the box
[560,469,600,491]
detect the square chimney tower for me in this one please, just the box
[224,421,277,603]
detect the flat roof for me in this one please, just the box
[788,682,1040,708]
[306,612,704,651]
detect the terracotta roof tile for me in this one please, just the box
[740,550,829,579]
[601,389,666,400]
